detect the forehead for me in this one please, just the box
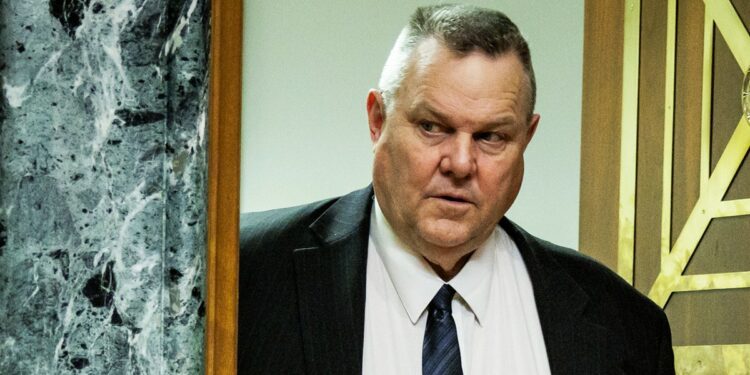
[398,38,529,121]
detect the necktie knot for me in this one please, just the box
[429,284,455,317]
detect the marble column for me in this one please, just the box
[0,0,209,373]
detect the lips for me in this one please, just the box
[438,195,467,202]
[431,192,473,205]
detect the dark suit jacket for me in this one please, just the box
[238,186,675,374]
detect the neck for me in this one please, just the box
[425,251,475,281]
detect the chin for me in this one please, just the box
[419,224,474,250]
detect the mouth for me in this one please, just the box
[432,194,473,205]
[438,195,467,202]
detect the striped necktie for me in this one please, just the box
[422,284,463,375]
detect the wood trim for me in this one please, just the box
[206,0,242,374]
[579,0,625,270]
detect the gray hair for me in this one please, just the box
[378,4,536,119]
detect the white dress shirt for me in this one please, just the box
[362,200,551,374]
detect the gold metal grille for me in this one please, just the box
[618,0,750,371]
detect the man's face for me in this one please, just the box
[367,38,539,265]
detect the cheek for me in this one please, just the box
[480,156,525,200]
[385,137,434,184]
[375,140,413,199]
[407,150,436,179]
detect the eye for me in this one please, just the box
[476,132,505,143]
[419,121,442,133]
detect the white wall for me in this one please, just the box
[241,0,583,249]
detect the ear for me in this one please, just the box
[523,113,540,149]
[367,89,386,143]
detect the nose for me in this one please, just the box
[439,134,476,180]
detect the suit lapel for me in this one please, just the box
[501,219,625,375]
[293,187,373,375]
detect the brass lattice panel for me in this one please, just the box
[617,0,750,372]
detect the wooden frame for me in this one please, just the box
[206,0,243,374]
[579,0,624,270]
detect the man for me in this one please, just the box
[239,5,674,374]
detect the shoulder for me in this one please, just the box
[502,219,670,336]
[239,198,336,250]
[558,244,659,307]
[503,220,661,315]
[506,224,674,370]
[536,234,667,322]
[237,197,340,292]
[240,186,374,254]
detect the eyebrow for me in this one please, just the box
[408,100,517,129]
[408,101,451,125]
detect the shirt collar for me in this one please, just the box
[370,199,496,325]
